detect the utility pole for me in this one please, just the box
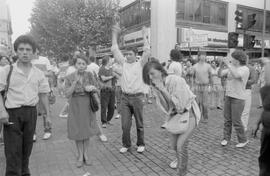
[262,0,266,57]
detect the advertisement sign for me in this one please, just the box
[123,27,150,47]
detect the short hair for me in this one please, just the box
[142,60,168,85]
[231,50,247,65]
[198,51,207,56]
[170,49,182,62]
[74,53,89,65]
[126,47,138,55]
[14,35,37,53]
[89,56,96,63]
[102,56,110,66]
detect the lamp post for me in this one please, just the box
[262,0,266,57]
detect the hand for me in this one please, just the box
[0,110,9,124]
[85,85,97,92]
[261,57,270,65]
[152,79,165,90]
[222,57,230,66]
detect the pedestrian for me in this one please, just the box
[218,50,249,148]
[167,49,183,77]
[32,49,54,140]
[257,57,270,176]
[192,51,212,123]
[98,56,116,128]
[111,24,150,153]
[210,60,223,110]
[87,56,99,76]
[142,60,199,176]
[0,35,51,176]
[64,54,100,167]
[241,62,258,131]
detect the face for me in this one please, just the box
[231,57,239,66]
[125,50,137,63]
[16,43,34,63]
[75,58,87,72]
[148,67,163,84]
[186,61,191,67]
[98,59,102,65]
[198,54,206,62]
[0,57,10,66]
[211,62,216,67]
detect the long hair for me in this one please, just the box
[142,60,168,85]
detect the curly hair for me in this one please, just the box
[13,35,37,53]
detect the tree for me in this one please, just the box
[29,0,119,61]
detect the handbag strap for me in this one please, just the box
[3,65,14,102]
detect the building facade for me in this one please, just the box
[0,0,12,56]
[96,0,270,61]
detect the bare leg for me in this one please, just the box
[75,140,84,167]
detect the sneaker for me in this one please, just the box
[137,146,145,153]
[147,100,152,104]
[107,121,113,125]
[217,106,223,110]
[115,114,121,119]
[59,113,68,118]
[102,124,107,128]
[43,132,52,140]
[33,134,37,142]
[169,159,178,169]
[236,140,249,148]
[161,122,167,129]
[221,140,228,146]
[119,147,129,153]
[99,134,107,142]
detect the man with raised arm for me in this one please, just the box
[111,24,150,153]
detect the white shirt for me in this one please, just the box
[167,61,183,77]
[87,62,99,75]
[66,66,76,76]
[31,56,52,72]
[225,66,250,100]
[0,63,50,108]
[121,61,145,94]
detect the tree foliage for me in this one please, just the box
[29,0,119,61]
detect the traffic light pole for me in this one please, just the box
[262,0,266,57]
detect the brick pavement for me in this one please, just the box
[0,89,262,176]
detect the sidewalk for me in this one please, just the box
[0,92,261,176]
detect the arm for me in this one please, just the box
[0,94,9,124]
[39,93,51,122]
[247,66,258,86]
[218,62,229,77]
[111,25,125,65]
[100,75,114,82]
[65,78,78,98]
[140,27,151,67]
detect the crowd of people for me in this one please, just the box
[0,22,270,176]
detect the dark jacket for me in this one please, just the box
[260,85,270,128]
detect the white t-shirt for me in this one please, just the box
[167,61,183,77]
[225,66,250,100]
[66,66,76,76]
[86,62,99,75]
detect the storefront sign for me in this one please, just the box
[123,27,150,47]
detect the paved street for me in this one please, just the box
[0,88,263,176]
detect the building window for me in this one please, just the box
[176,0,227,26]
[238,6,270,33]
[120,0,151,29]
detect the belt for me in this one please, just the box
[101,87,114,92]
[122,92,143,97]
[7,105,36,110]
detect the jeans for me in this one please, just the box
[259,127,270,176]
[115,86,122,114]
[223,96,247,143]
[4,106,37,176]
[121,93,144,148]
[100,88,115,124]
[241,89,252,131]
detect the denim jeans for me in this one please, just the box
[4,106,37,176]
[100,88,115,124]
[121,93,144,148]
[241,89,252,131]
[223,96,247,143]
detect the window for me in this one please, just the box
[238,6,270,33]
[176,0,227,26]
[120,0,151,29]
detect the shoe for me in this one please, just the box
[84,158,92,166]
[115,114,121,119]
[76,160,83,168]
[33,134,37,142]
[99,134,107,142]
[169,159,178,169]
[201,119,208,123]
[161,123,166,129]
[107,121,113,125]
[102,124,107,128]
[119,147,129,153]
[257,106,263,109]
[236,140,249,148]
[59,114,68,118]
[221,140,228,146]
[137,146,145,153]
[147,100,152,104]
[43,132,52,140]
[217,106,223,110]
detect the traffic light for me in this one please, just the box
[235,10,243,29]
[228,32,239,48]
[246,13,256,29]
[243,34,255,49]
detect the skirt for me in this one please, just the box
[67,95,99,140]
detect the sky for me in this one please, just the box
[6,0,35,41]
